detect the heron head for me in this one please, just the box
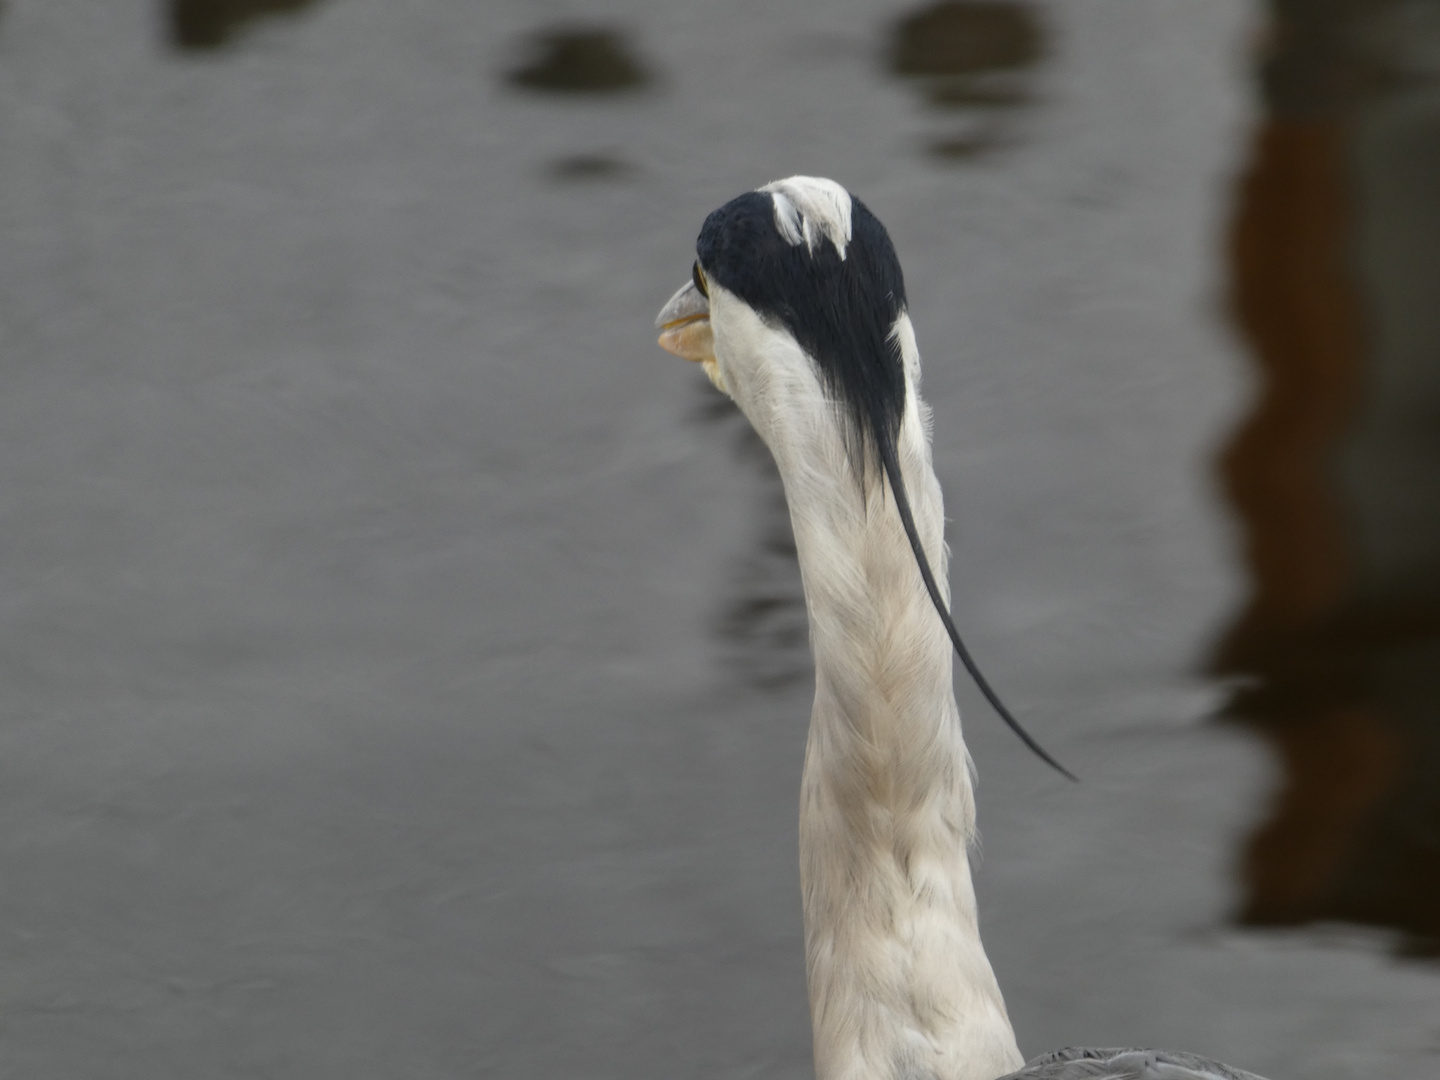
[656,176,910,474]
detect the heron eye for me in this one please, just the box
[692,261,709,299]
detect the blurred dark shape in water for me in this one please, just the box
[925,80,1030,108]
[1215,0,1440,956]
[693,389,810,692]
[508,28,651,94]
[168,0,321,51]
[550,153,634,182]
[928,130,1007,161]
[890,0,1042,77]
[888,1,1043,160]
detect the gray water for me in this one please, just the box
[1,2,1437,1078]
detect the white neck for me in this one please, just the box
[732,312,1023,1080]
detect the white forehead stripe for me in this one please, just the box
[770,191,805,248]
[760,176,852,260]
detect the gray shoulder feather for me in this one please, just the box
[997,1047,1270,1080]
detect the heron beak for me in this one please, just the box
[655,280,713,361]
[656,279,725,392]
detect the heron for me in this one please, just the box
[655,177,1269,1080]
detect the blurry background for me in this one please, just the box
[0,1,1437,1077]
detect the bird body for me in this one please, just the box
[657,177,1269,1080]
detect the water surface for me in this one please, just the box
[0,2,1436,1078]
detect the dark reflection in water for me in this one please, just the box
[168,0,322,51]
[695,391,811,692]
[1215,0,1440,954]
[550,152,634,182]
[923,81,1030,108]
[886,1,1044,161]
[928,132,1012,162]
[508,28,651,94]
[890,0,1042,78]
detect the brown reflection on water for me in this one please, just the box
[1215,0,1440,954]
[507,28,652,95]
[168,0,322,51]
[886,1,1044,161]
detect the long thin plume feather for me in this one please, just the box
[877,438,1077,782]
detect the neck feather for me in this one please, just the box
[757,346,1023,1080]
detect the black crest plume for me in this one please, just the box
[698,192,906,470]
[697,189,1075,780]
